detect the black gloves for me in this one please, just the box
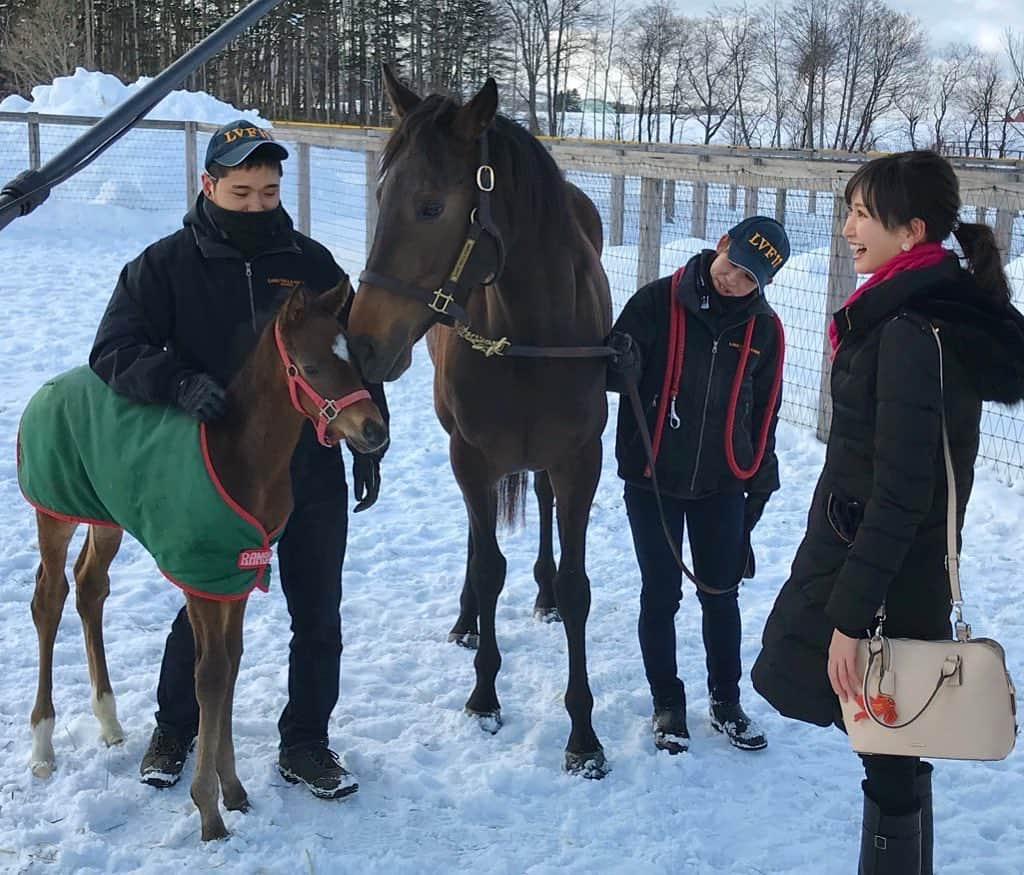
[352,452,381,513]
[742,493,770,580]
[606,330,642,392]
[174,372,227,422]
[743,493,769,534]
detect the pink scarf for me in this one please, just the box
[827,241,949,351]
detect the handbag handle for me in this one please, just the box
[860,638,962,730]
[876,320,969,640]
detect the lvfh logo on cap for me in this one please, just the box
[726,215,791,292]
[205,118,289,170]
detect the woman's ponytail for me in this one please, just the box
[953,221,1012,306]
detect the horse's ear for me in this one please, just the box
[282,283,314,324]
[382,63,420,120]
[318,277,352,320]
[455,78,498,141]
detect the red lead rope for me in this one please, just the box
[723,314,785,479]
[644,271,786,482]
[644,267,687,478]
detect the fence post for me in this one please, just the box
[994,206,1014,265]
[27,112,41,170]
[610,173,625,246]
[690,180,708,239]
[728,184,737,210]
[183,121,198,209]
[664,179,676,224]
[817,181,857,441]
[743,184,758,217]
[775,187,787,225]
[637,176,663,288]
[365,149,379,255]
[296,142,311,236]
[808,189,817,215]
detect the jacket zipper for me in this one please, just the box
[690,337,719,492]
[245,261,257,333]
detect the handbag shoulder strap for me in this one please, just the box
[930,324,962,605]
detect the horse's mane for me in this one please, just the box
[380,93,569,229]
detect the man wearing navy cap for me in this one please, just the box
[90,119,386,799]
[606,215,790,756]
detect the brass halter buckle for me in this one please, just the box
[430,288,454,315]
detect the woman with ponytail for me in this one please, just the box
[752,150,1024,874]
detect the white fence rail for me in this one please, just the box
[4,112,1024,477]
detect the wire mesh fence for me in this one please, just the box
[3,112,1024,478]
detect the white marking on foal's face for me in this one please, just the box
[332,333,350,362]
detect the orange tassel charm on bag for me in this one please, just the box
[852,693,899,724]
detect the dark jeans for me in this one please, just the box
[624,482,746,709]
[155,424,349,751]
[861,754,921,814]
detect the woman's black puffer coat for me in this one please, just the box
[752,257,1024,727]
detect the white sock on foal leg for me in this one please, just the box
[91,692,125,746]
[30,717,55,778]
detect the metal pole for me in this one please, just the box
[0,0,286,232]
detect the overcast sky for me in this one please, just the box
[681,0,1018,55]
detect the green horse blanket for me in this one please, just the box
[18,366,283,600]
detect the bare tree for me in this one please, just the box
[681,10,743,144]
[622,1,674,142]
[929,43,972,152]
[785,0,840,149]
[760,0,792,147]
[960,53,1003,157]
[719,3,761,147]
[0,0,83,94]
[503,0,547,132]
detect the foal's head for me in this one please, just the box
[274,282,388,453]
[348,65,502,382]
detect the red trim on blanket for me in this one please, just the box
[160,568,268,602]
[199,423,282,541]
[16,430,121,528]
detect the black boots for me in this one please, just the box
[858,782,922,875]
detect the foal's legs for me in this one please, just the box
[30,512,76,777]
[532,471,560,622]
[547,437,606,777]
[74,525,125,745]
[450,435,505,728]
[186,595,248,841]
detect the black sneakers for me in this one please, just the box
[709,701,768,751]
[139,725,194,787]
[278,744,359,799]
[652,705,690,754]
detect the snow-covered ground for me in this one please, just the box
[0,73,1022,874]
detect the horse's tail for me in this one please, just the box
[497,472,528,530]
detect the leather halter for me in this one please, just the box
[359,130,506,332]
[359,129,616,360]
[273,321,371,448]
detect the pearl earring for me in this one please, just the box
[900,242,911,252]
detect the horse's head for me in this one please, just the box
[348,64,503,382]
[275,282,388,453]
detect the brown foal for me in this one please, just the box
[26,282,386,841]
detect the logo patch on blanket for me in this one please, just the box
[17,367,284,600]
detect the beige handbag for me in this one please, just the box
[840,322,1018,761]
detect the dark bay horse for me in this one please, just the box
[20,283,386,840]
[348,66,612,777]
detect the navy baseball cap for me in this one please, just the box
[726,215,790,292]
[205,119,289,170]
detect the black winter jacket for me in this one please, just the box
[90,197,387,480]
[611,250,784,501]
[752,257,1024,728]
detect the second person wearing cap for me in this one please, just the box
[606,215,790,754]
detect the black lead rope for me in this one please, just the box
[623,373,735,597]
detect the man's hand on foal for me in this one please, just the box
[174,372,227,422]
